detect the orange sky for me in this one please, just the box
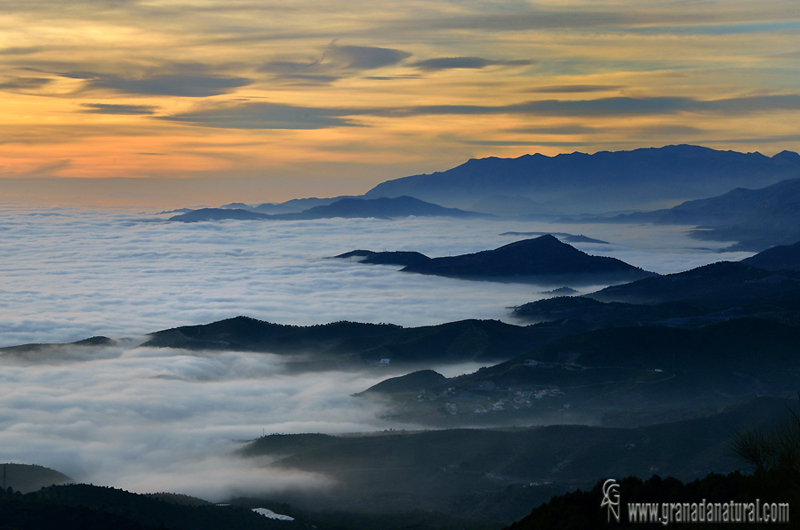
[1,0,799,207]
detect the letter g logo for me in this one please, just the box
[601,478,621,523]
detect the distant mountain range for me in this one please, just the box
[171,145,800,221]
[280,196,484,220]
[221,196,355,214]
[169,208,273,222]
[170,196,485,222]
[607,177,800,250]
[335,235,656,285]
[364,145,800,214]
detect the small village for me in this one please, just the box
[380,377,567,422]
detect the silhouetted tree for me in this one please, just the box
[731,394,800,491]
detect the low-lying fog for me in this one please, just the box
[0,344,425,500]
[0,205,754,500]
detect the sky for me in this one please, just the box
[1,0,799,207]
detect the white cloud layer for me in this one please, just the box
[0,206,755,499]
[0,206,751,346]
[0,345,391,500]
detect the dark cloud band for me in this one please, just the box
[160,94,800,130]
[81,103,159,115]
[162,102,359,129]
[84,73,252,97]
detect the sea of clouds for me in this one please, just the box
[0,206,753,499]
[0,206,752,346]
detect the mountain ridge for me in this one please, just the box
[170,196,485,222]
[364,145,800,214]
[336,235,656,285]
[140,316,572,368]
[604,177,800,250]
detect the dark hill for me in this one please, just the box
[1,483,291,530]
[506,470,790,530]
[401,235,655,285]
[364,145,800,213]
[0,463,72,493]
[0,336,114,353]
[274,196,485,220]
[0,336,117,362]
[420,318,800,428]
[239,433,338,458]
[589,261,800,306]
[514,297,708,328]
[513,261,800,328]
[239,396,793,524]
[499,232,609,245]
[171,197,485,222]
[169,208,271,222]
[502,318,800,373]
[514,258,800,329]
[357,369,446,395]
[742,239,800,271]
[142,316,567,367]
[221,196,354,214]
[334,250,431,267]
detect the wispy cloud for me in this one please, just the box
[0,46,44,55]
[156,94,800,131]
[0,76,51,90]
[372,95,800,118]
[324,44,411,70]
[81,103,158,115]
[258,43,412,85]
[162,101,360,129]
[509,125,599,135]
[259,60,342,85]
[527,85,623,93]
[378,3,800,35]
[410,56,533,71]
[82,73,252,97]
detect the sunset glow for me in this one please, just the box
[1,0,799,206]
